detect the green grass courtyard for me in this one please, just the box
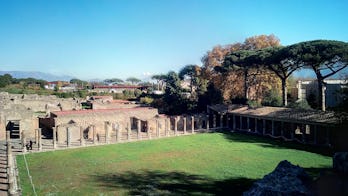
[17,132,332,195]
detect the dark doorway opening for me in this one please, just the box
[6,120,20,139]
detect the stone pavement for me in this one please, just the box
[0,140,22,196]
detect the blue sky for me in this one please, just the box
[0,0,347,80]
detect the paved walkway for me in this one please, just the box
[0,141,8,196]
[0,140,22,196]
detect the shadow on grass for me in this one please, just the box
[217,130,333,156]
[90,170,256,195]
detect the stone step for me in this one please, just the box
[0,173,7,179]
[0,183,8,191]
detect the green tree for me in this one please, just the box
[126,77,141,85]
[179,64,201,97]
[288,40,348,111]
[70,78,89,88]
[162,71,186,114]
[0,74,13,87]
[260,47,302,106]
[104,78,124,84]
[151,74,167,91]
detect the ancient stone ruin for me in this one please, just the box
[244,160,312,195]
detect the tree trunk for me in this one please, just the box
[281,78,287,106]
[244,69,248,100]
[318,79,326,111]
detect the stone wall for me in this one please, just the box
[0,104,39,140]
[0,93,81,113]
[52,107,159,142]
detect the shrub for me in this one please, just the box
[262,89,282,107]
[288,100,312,110]
[140,97,154,105]
[247,100,261,109]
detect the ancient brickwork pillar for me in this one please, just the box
[247,117,250,131]
[35,129,39,148]
[165,118,170,136]
[206,115,210,131]
[183,117,187,134]
[21,131,26,153]
[53,126,57,149]
[147,121,151,139]
[6,131,10,142]
[93,125,96,144]
[66,127,70,147]
[80,126,85,146]
[254,118,258,133]
[313,125,317,145]
[174,117,178,136]
[271,120,275,136]
[137,119,141,140]
[38,128,42,151]
[213,115,216,128]
[156,120,160,137]
[262,119,266,135]
[233,115,236,130]
[220,114,224,128]
[191,116,195,133]
[116,124,120,142]
[291,123,295,140]
[105,122,110,144]
[127,121,131,141]
[239,116,243,130]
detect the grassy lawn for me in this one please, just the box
[17,132,332,195]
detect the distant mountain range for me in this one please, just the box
[0,71,74,82]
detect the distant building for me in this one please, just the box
[92,85,148,93]
[297,79,347,108]
[44,81,77,92]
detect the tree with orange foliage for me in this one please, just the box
[201,34,281,104]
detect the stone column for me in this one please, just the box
[7,141,12,167]
[116,125,120,142]
[6,131,10,142]
[174,117,178,136]
[271,120,275,136]
[66,127,70,147]
[280,122,284,137]
[147,121,151,139]
[291,123,295,140]
[21,131,26,153]
[156,120,160,137]
[239,116,243,130]
[325,127,330,146]
[254,118,258,133]
[165,118,169,136]
[206,115,210,131]
[137,119,141,140]
[105,122,110,144]
[213,115,216,128]
[127,121,131,141]
[191,116,195,133]
[247,117,250,131]
[220,114,224,128]
[80,126,85,146]
[38,128,42,151]
[35,129,39,147]
[53,126,57,149]
[182,117,186,134]
[262,119,266,135]
[93,126,96,144]
[233,115,236,131]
